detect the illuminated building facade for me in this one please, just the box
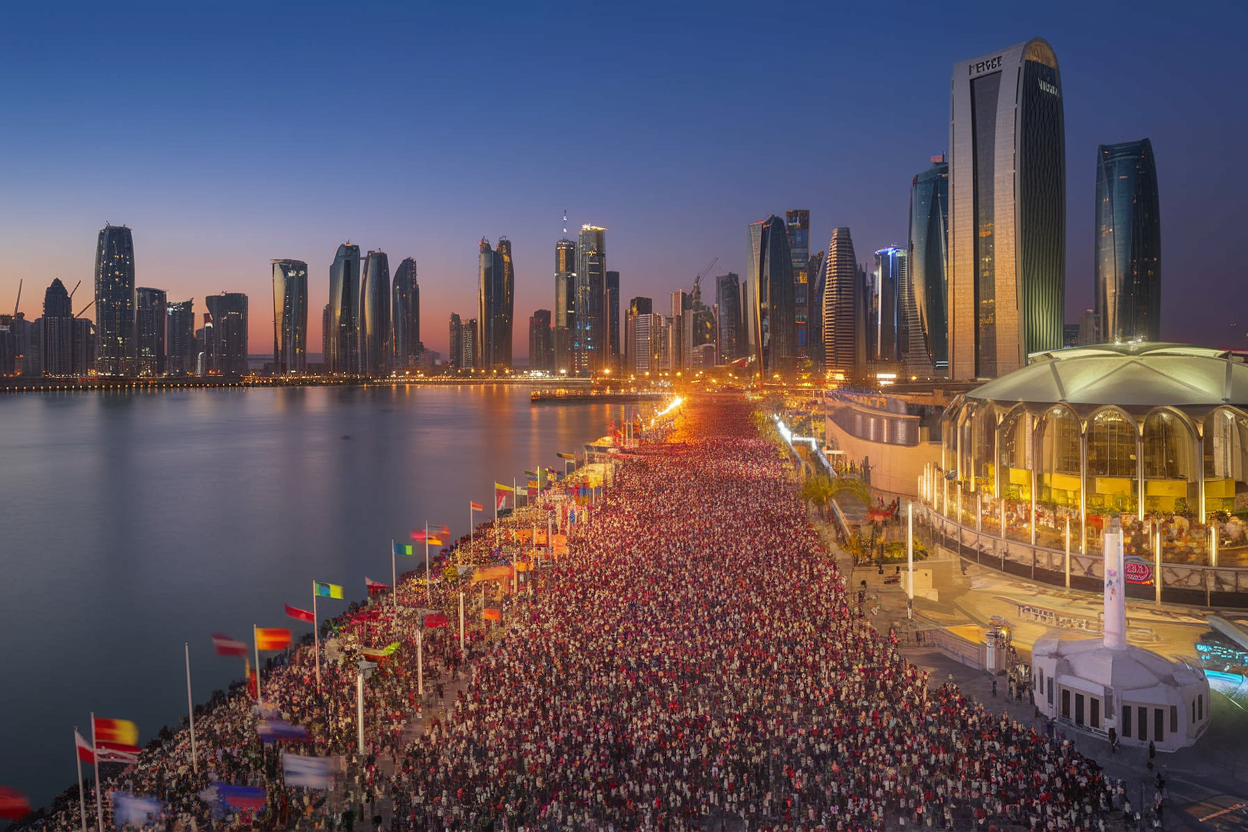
[1095,139,1161,342]
[328,243,361,374]
[271,259,308,374]
[94,223,136,376]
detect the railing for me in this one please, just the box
[920,505,1248,608]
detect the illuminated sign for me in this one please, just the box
[1124,556,1153,585]
[1038,80,1060,97]
[969,56,1003,76]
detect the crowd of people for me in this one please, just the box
[20,396,1131,832]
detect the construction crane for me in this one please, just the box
[68,280,82,301]
[12,279,21,318]
[75,299,95,319]
[692,257,718,297]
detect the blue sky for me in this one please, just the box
[1,0,1245,357]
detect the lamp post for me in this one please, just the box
[357,660,377,754]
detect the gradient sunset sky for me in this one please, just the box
[1,1,1244,360]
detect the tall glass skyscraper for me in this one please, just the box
[167,300,195,376]
[392,257,421,370]
[205,293,248,376]
[477,239,514,370]
[93,223,136,375]
[40,278,74,377]
[135,287,167,376]
[785,210,810,354]
[606,270,620,369]
[822,228,860,378]
[328,243,361,374]
[1095,139,1161,342]
[574,226,606,375]
[715,273,742,364]
[360,250,391,376]
[272,259,308,375]
[553,238,576,374]
[949,38,1065,379]
[528,309,552,371]
[746,216,796,376]
[909,156,950,376]
[807,251,826,365]
[870,248,907,364]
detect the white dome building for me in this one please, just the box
[1031,519,1211,751]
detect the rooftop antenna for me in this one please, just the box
[563,208,568,236]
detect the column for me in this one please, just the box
[1136,426,1146,522]
[1080,426,1089,557]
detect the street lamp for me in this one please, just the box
[356,660,377,753]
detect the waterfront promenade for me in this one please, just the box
[16,396,1128,832]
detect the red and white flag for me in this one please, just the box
[364,577,389,593]
[284,604,315,623]
[75,729,94,764]
[212,633,248,657]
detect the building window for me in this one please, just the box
[1062,688,1071,719]
[1091,698,1101,729]
[1199,694,1204,721]
[1047,678,1054,706]
[1138,706,1147,741]
[1154,708,1164,743]
[1192,700,1196,725]
[1123,705,1132,737]
[1171,705,1178,734]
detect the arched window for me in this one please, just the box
[1088,410,1136,478]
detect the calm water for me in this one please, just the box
[0,385,615,811]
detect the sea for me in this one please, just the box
[0,384,618,815]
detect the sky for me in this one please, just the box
[1,0,1246,360]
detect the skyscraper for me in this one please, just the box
[745,216,796,376]
[40,278,74,377]
[135,287,167,376]
[908,156,950,376]
[949,38,1065,379]
[167,300,195,376]
[625,297,655,375]
[553,238,576,374]
[392,257,421,370]
[822,228,860,378]
[360,250,391,377]
[205,293,248,376]
[272,259,308,375]
[807,252,826,365]
[785,210,811,355]
[574,225,606,375]
[528,309,553,371]
[1095,138,1161,342]
[328,243,361,374]
[606,270,620,369]
[448,313,464,370]
[478,238,514,370]
[321,305,330,367]
[868,248,907,364]
[93,223,136,375]
[715,273,742,363]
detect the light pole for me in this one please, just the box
[356,660,377,754]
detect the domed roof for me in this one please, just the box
[965,343,1248,411]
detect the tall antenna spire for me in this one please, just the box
[562,208,568,236]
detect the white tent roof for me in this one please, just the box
[966,343,1248,409]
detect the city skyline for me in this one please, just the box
[1,4,1244,361]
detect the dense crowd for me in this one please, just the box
[22,396,1123,832]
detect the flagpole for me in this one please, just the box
[253,625,262,706]
[391,539,397,610]
[424,521,431,604]
[185,643,198,774]
[459,591,465,652]
[494,485,498,525]
[74,727,87,832]
[470,502,475,542]
[312,583,321,694]
[513,476,518,509]
[417,628,424,698]
[90,712,103,832]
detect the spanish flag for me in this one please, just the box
[93,718,141,755]
[314,582,344,599]
[255,628,291,651]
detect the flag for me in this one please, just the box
[393,542,414,556]
[255,628,291,651]
[424,613,448,628]
[365,577,389,593]
[410,529,428,541]
[212,633,247,657]
[557,452,576,460]
[494,482,514,491]
[495,483,514,513]
[435,524,450,538]
[111,792,163,826]
[483,608,501,622]
[257,719,309,743]
[0,787,29,820]
[283,753,334,788]
[93,718,140,755]
[314,582,344,599]
[382,641,400,655]
[360,646,390,661]
[427,537,444,547]
[285,604,315,623]
[524,470,537,478]
[75,729,94,764]
[470,501,484,512]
